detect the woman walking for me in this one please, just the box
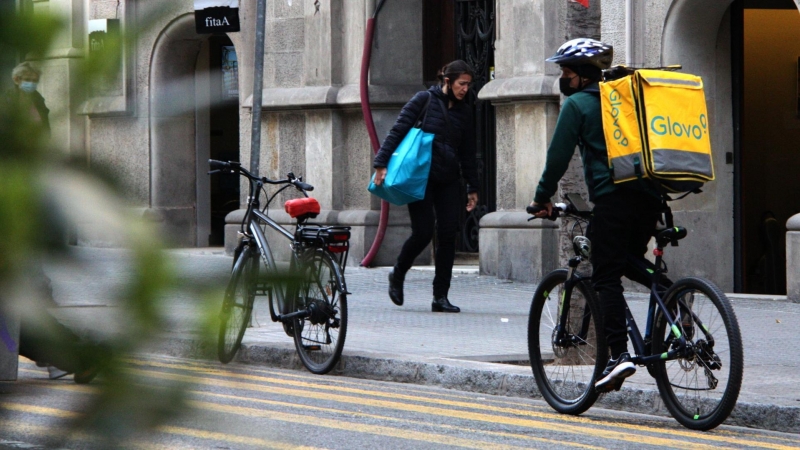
[372,60,480,313]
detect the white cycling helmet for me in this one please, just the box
[546,38,614,70]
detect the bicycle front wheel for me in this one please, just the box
[218,244,258,364]
[651,277,743,431]
[293,251,348,374]
[528,269,605,415]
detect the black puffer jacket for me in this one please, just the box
[373,85,479,192]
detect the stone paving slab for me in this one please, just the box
[42,247,800,433]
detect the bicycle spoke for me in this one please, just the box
[528,270,603,415]
[652,278,742,430]
[293,252,347,374]
[218,246,257,364]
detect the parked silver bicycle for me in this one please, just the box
[209,160,349,374]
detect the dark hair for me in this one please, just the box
[437,60,474,86]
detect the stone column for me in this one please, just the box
[33,0,86,156]
[787,215,800,302]
[476,0,565,282]
[227,0,428,266]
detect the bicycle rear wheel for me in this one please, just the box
[651,277,743,431]
[528,269,605,415]
[218,244,258,364]
[293,251,347,374]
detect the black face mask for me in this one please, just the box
[559,76,581,97]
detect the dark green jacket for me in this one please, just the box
[534,83,616,204]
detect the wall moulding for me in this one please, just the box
[477,75,561,105]
[242,84,426,111]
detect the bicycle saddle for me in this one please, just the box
[655,226,687,247]
[285,197,320,220]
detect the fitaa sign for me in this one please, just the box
[195,0,240,33]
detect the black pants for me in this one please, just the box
[587,188,663,358]
[15,270,103,374]
[395,180,461,298]
[18,310,89,374]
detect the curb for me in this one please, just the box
[158,337,800,434]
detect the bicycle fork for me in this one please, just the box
[554,257,592,348]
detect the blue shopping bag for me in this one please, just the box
[368,93,434,205]
[368,126,434,205]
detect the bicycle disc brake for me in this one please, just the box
[551,327,577,358]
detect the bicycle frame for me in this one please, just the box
[553,256,595,348]
[545,201,716,367]
[626,227,716,367]
[235,166,349,324]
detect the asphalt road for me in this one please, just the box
[2,355,799,449]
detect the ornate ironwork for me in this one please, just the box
[456,0,495,87]
[455,0,495,253]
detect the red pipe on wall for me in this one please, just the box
[359,16,390,267]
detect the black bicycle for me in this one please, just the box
[526,194,743,430]
[209,160,350,374]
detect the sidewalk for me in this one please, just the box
[45,247,800,433]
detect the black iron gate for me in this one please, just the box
[455,0,496,252]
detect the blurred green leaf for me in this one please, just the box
[0,4,216,447]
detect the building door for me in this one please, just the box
[423,0,496,253]
[207,36,240,246]
[196,35,239,247]
[733,0,800,293]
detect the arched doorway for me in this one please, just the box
[661,0,737,291]
[663,0,800,293]
[732,0,800,294]
[149,14,239,247]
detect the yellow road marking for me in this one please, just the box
[189,390,602,449]
[0,395,525,450]
[0,418,163,449]
[0,401,80,419]
[17,358,798,449]
[134,355,539,407]
[158,426,323,450]
[132,368,722,449]
[192,400,531,450]
[125,358,795,449]
[30,381,601,450]
[0,403,322,449]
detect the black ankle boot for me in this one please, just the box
[388,270,404,306]
[432,296,460,313]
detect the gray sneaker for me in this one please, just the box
[595,352,636,393]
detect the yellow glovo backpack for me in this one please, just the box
[599,67,714,195]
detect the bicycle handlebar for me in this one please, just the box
[208,159,314,192]
[526,203,568,221]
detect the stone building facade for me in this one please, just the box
[22,0,800,295]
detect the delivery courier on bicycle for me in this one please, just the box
[529,38,665,393]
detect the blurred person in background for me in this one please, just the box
[5,61,50,140]
[3,61,108,383]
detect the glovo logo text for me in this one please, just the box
[607,89,628,147]
[650,114,708,140]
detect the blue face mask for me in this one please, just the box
[19,81,38,93]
